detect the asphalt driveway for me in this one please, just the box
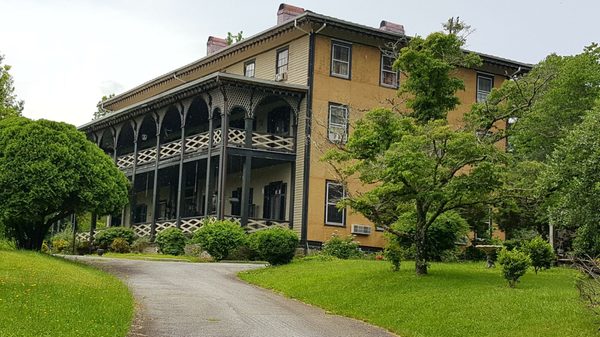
[68,256,395,337]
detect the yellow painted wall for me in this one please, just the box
[307,35,508,248]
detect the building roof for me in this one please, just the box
[92,7,532,124]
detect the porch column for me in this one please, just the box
[204,117,214,216]
[240,116,254,227]
[150,130,161,240]
[216,99,229,219]
[129,138,139,227]
[70,213,77,255]
[176,124,186,228]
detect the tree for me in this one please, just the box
[226,31,243,45]
[94,93,115,120]
[324,24,503,275]
[0,117,129,250]
[0,53,24,120]
[324,111,504,275]
[524,236,555,274]
[542,106,600,256]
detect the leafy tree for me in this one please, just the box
[0,53,24,120]
[0,117,129,250]
[324,110,504,275]
[542,107,600,256]
[225,31,243,45]
[94,93,115,120]
[394,23,480,122]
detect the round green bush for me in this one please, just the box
[524,236,555,274]
[498,248,531,288]
[155,227,187,256]
[110,238,131,253]
[322,234,361,259]
[94,227,136,249]
[191,220,247,261]
[249,227,299,265]
[131,237,151,253]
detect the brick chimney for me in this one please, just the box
[207,36,228,56]
[277,3,304,25]
[379,20,405,35]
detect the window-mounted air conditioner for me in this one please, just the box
[351,224,372,235]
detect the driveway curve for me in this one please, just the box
[69,256,395,337]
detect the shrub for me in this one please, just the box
[226,245,258,261]
[384,238,406,271]
[77,240,91,255]
[249,227,299,265]
[498,248,531,288]
[191,220,247,261]
[524,236,555,274]
[155,228,187,256]
[322,233,361,259]
[131,237,151,253]
[302,253,338,262]
[94,227,136,249]
[110,238,131,253]
[51,238,70,254]
[184,243,203,257]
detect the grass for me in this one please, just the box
[239,259,599,337]
[0,249,134,337]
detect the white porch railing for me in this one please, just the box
[115,129,295,170]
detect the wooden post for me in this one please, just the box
[71,213,77,255]
[129,138,139,227]
[240,116,254,227]
[216,97,229,219]
[89,213,97,253]
[204,117,214,216]
[150,123,161,241]
[176,124,186,228]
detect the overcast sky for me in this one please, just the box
[1,0,599,127]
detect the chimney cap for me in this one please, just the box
[207,36,228,44]
[277,3,305,24]
[379,20,405,35]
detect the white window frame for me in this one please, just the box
[276,48,289,76]
[331,41,351,79]
[476,74,494,102]
[328,103,348,143]
[380,54,399,88]
[325,181,346,226]
[244,60,255,78]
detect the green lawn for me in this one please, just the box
[239,259,598,337]
[104,252,200,262]
[0,250,134,337]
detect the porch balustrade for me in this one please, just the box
[115,129,294,170]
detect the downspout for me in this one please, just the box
[293,19,325,250]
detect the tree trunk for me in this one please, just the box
[414,227,428,275]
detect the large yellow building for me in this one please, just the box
[79,4,531,249]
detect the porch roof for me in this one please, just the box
[79,72,308,132]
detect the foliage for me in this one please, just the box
[301,253,338,262]
[383,238,406,271]
[225,31,244,45]
[0,118,129,250]
[93,93,115,120]
[184,243,203,257]
[249,227,299,265]
[94,227,136,249]
[523,236,555,274]
[322,233,361,259]
[0,250,133,337]
[572,224,600,258]
[542,107,600,256]
[394,26,480,122]
[324,107,503,275]
[0,53,24,120]
[110,238,131,253]
[0,238,16,251]
[155,228,187,256]
[240,259,597,337]
[575,257,600,319]
[498,248,531,287]
[131,236,151,253]
[390,211,469,261]
[191,220,247,261]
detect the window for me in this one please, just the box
[380,54,398,88]
[331,41,351,79]
[244,60,255,78]
[325,181,345,226]
[476,74,494,102]
[276,48,289,76]
[328,103,348,143]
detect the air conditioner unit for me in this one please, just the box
[275,72,288,82]
[351,224,372,235]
